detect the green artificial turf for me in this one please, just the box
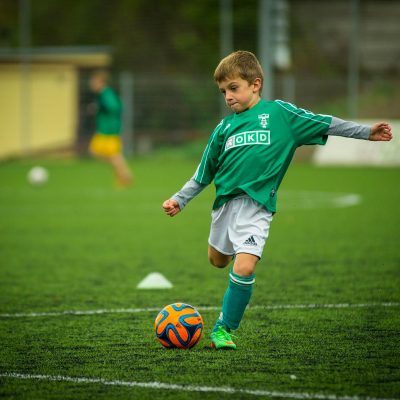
[0,154,399,399]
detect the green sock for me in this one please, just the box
[213,269,255,332]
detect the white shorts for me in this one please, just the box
[208,195,273,258]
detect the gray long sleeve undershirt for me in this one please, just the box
[328,117,371,140]
[171,117,371,211]
[171,177,206,211]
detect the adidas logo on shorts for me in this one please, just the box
[243,236,257,246]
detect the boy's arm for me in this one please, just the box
[100,88,121,113]
[328,117,393,141]
[171,178,206,210]
[163,119,224,217]
[163,178,206,217]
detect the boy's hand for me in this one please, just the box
[162,199,181,217]
[369,122,393,141]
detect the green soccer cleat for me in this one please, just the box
[210,326,237,350]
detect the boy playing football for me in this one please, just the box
[162,51,393,350]
[89,70,132,187]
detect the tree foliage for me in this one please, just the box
[2,0,231,73]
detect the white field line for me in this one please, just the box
[0,302,399,319]
[0,372,398,400]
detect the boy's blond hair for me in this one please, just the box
[91,69,110,84]
[214,50,264,93]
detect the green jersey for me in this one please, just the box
[194,99,332,212]
[96,87,122,135]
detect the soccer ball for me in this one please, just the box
[27,166,49,186]
[154,303,203,349]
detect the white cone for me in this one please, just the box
[137,272,173,289]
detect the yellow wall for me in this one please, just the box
[0,66,21,157]
[0,64,78,159]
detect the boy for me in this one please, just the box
[162,51,392,350]
[89,70,133,187]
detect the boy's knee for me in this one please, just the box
[233,264,255,276]
[233,253,259,276]
[208,247,232,268]
[209,256,229,268]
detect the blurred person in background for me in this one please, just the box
[88,70,132,187]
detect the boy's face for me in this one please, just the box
[218,76,262,113]
[89,76,106,93]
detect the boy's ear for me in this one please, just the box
[252,78,262,93]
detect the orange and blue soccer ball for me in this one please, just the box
[154,303,203,349]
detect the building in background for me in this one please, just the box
[0,47,111,160]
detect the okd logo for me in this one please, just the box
[225,131,270,151]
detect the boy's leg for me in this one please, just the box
[213,253,258,333]
[232,253,259,277]
[208,196,272,348]
[208,245,233,268]
[110,154,133,186]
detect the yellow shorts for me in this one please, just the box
[89,133,122,157]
